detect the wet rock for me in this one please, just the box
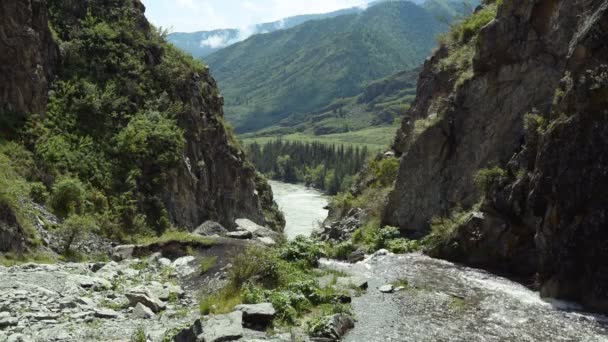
[94,308,119,319]
[235,303,276,329]
[310,314,354,340]
[347,250,365,263]
[125,288,166,313]
[379,285,394,293]
[193,221,228,237]
[226,230,253,240]
[133,303,155,319]
[202,311,244,342]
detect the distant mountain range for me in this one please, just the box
[204,0,473,133]
[168,7,367,58]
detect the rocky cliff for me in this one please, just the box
[0,0,283,253]
[0,0,57,134]
[383,0,608,310]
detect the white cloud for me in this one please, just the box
[141,0,376,32]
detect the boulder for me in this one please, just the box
[310,314,354,340]
[347,250,365,263]
[226,231,253,240]
[193,221,228,237]
[0,317,18,328]
[234,303,276,329]
[133,303,155,319]
[379,285,394,293]
[71,275,112,291]
[125,288,166,313]
[94,308,119,319]
[173,318,203,342]
[202,311,244,342]
[257,237,276,246]
[235,219,280,240]
[112,245,135,261]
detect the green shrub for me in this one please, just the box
[278,236,323,267]
[524,113,547,135]
[324,240,357,260]
[424,207,474,250]
[130,327,147,342]
[50,177,86,219]
[29,182,49,204]
[370,157,400,188]
[60,214,99,253]
[474,167,507,193]
[386,238,421,254]
[228,246,283,289]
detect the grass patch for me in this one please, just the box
[474,167,507,193]
[0,251,58,267]
[135,229,215,247]
[199,256,218,274]
[199,239,354,327]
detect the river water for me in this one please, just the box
[269,180,329,240]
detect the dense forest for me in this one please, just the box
[246,140,369,195]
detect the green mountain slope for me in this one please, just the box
[206,1,452,133]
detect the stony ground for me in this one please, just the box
[0,254,202,342]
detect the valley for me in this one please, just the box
[1,0,608,341]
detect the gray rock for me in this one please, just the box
[132,303,155,319]
[94,308,119,319]
[125,288,166,313]
[0,317,18,328]
[226,230,253,239]
[71,311,94,320]
[235,219,279,240]
[193,221,228,237]
[76,297,96,307]
[310,314,354,340]
[202,311,244,342]
[379,285,394,293]
[30,312,60,321]
[158,258,172,267]
[71,275,112,291]
[347,250,365,263]
[257,237,276,246]
[112,244,136,261]
[7,333,34,342]
[235,303,276,328]
[172,318,203,342]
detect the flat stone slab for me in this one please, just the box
[94,308,119,319]
[379,285,394,293]
[226,230,253,239]
[202,311,244,342]
[125,288,166,313]
[133,303,155,319]
[235,303,276,328]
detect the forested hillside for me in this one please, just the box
[207,1,459,133]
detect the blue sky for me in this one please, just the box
[141,0,376,32]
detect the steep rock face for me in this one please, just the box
[0,0,57,133]
[164,73,282,229]
[0,0,283,243]
[385,0,608,310]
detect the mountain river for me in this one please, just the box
[271,180,608,341]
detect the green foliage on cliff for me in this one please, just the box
[2,0,217,240]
